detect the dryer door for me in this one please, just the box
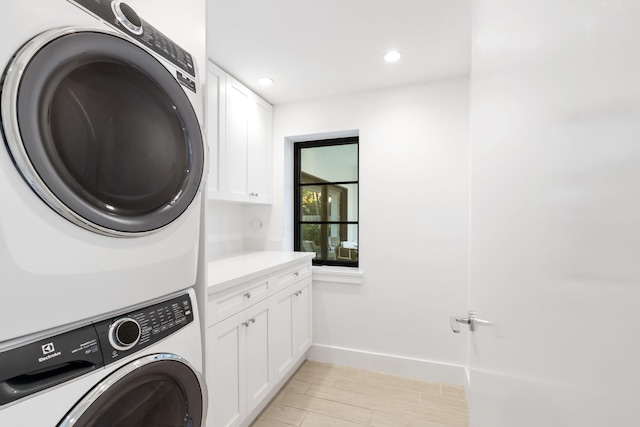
[58,354,204,427]
[1,28,205,236]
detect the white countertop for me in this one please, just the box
[207,251,315,294]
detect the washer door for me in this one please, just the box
[2,28,205,236]
[58,354,204,427]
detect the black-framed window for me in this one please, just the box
[294,137,359,267]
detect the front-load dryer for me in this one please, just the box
[0,0,206,343]
[0,288,205,426]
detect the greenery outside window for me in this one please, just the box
[294,137,358,267]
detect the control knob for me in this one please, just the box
[111,1,143,35]
[108,317,141,351]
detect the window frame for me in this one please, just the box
[293,137,359,267]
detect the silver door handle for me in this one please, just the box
[450,316,468,333]
[450,312,488,333]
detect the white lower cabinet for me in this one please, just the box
[207,258,312,427]
[207,313,243,427]
[271,276,312,382]
[292,278,312,358]
[207,299,271,427]
[271,287,294,380]
[244,300,271,412]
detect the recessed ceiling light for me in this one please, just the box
[258,77,274,86]
[383,51,402,63]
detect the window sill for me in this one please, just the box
[312,266,364,285]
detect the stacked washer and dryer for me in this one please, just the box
[0,0,207,425]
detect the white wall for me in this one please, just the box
[205,202,277,260]
[468,1,640,425]
[270,79,470,383]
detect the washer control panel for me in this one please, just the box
[0,325,102,406]
[0,292,193,406]
[95,293,194,365]
[69,0,196,79]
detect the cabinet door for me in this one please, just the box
[247,96,272,203]
[244,299,272,413]
[208,64,273,204]
[292,278,312,358]
[207,314,245,427]
[206,62,225,198]
[270,288,294,381]
[225,76,249,201]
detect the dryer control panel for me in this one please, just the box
[69,0,196,79]
[0,292,193,407]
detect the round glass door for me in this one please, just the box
[58,355,203,427]
[2,29,205,235]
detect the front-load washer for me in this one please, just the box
[0,288,205,426]
[0,0,207,343]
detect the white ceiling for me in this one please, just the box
[207,0,471,105]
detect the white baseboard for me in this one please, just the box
[308,344,466,386]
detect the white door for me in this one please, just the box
[467,1,640,426]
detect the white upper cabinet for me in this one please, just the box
[225,77,249,199]
[206,62,224,198]
[206,63,272,204]
[247,96,271,203]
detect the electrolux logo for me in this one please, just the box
[39,342,61,363]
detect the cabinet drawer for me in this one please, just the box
[209,277,270,326]
[275,262,311,293]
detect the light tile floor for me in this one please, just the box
[250,361,469,427]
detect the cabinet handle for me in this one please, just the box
[242,321,250,327]
[294,271,299,277]
[249,318,256,323]
[293,291,300,296]
[244,292,252,299]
